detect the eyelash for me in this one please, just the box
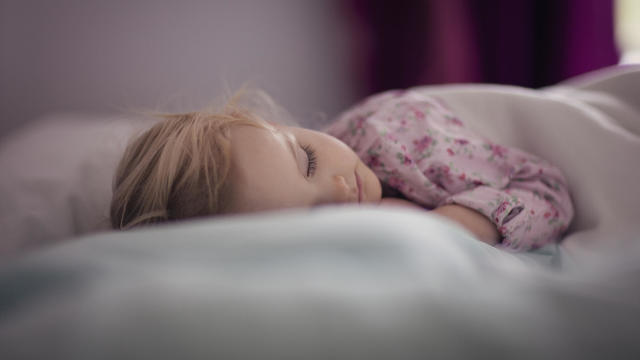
[301,144,317,177]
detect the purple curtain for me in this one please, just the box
[346,0,620,95]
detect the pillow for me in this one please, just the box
[0,114,152,257]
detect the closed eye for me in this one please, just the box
[301,144,317,177]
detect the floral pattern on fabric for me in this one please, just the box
[326,90,574,251]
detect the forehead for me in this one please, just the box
[229,124,288,177]
[229,125,291,165]
[227,125,309,212]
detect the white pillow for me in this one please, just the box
[0,114,152,257]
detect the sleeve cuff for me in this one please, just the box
[444,185,566,251]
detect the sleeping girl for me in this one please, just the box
[110,88,574,252]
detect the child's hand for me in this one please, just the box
[378,197,425,210]
[378,198,500,246]
[431,204,500,246]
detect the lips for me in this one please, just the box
[354,171,363,203]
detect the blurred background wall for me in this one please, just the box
[0,0,356,137]
[0,0,622,139]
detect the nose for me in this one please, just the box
[332,175,356,202]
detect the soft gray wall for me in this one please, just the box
[0,0,356,137]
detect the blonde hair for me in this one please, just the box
[110,89,287,230]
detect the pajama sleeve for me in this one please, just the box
[327,90,574,251]
[444,161,574,251]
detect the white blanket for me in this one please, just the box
[0,208,639,358]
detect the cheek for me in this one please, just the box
[363,165,382,201]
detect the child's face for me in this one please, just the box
[227,123,382,213]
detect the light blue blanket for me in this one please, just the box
[1,208,638,359]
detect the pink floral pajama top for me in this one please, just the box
[326,90,574,252]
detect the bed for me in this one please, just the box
[0,65,639,358]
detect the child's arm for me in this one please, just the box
[379,198,499,246]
